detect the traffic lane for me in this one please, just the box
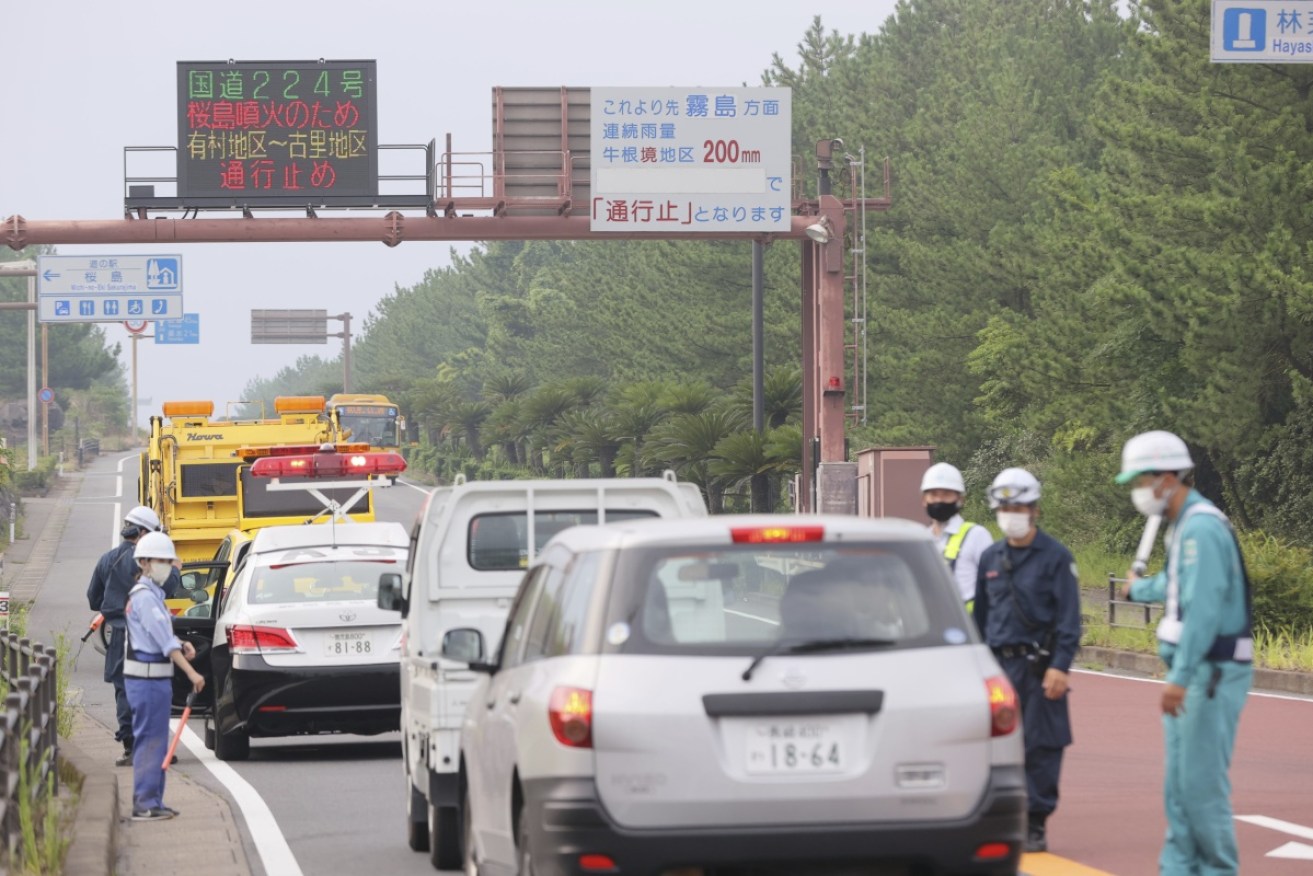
[221,731,454,875]
[375,477,428,529]
[1056,670,1313,874]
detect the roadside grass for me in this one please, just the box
[2,603,75,874]
[1072,544,1313,673]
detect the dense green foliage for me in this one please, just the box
[0,250,129,459]
[241,1,1313,628]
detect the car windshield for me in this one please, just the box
[605,541,969,656]
[248,550,402,604]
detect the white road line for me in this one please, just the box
[1071,668,1313,702]
[398,478,430,495]
[725,608,779,626]
[172,723,304,876]
[1235,814,1313,841]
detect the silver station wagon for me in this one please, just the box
[455,514,1026,876]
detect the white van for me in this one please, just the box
[377,471,707,869]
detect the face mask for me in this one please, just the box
[147,561,173,585]
[996,511,1033,540]
[1131,477,1172,517]
[925,501,960,523]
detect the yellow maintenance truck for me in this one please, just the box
[138,396,387,562]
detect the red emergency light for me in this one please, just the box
[248,449,407,479]
[730,525,825,544]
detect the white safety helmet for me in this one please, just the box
[1116,430,1194,484]
[988,467,1041,509]
[133,531,178,562]
[920,462,966,494]
[124,505,161,532]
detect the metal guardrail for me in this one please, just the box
[0,634,59,865]
[1106,573,1162,628]
[76,438,100,468]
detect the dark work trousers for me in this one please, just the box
[104,622,133,749]
[998,653,1072,819]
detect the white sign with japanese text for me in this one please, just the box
[1212,1,1313,62]
[37,254,184,323]
[590,87,791,232]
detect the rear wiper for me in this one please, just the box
[741,637,897,682]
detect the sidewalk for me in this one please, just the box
[3,469,254,876]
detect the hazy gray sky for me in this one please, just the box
[3,0,897,426]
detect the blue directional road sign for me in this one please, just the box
[154,313,200,345]
[1212,1,1313,62]
[37,254,184,323]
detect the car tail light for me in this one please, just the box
[730,525,824,544]
[973,842,1012,861]
[549,687,593,748]
[229,624,300,655]
[986,675,1019,736]
[578,854,618,872]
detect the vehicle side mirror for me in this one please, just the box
[180,571,206,592]
[377,572,408,616]
[190,589,208,603]
[441,627,486,665]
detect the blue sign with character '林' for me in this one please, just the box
[1212,1,1313,62]
[155,313,200,345]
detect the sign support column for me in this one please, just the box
[41,325,48,457]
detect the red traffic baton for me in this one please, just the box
[163,691,196,771]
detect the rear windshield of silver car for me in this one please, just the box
[602,542,973,654]
[467,509,659,571]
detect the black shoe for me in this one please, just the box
[157,805,180,817]
[115,749,133,767]
[1025,822,1047,853]
[169,754,178,765]
[131,807,176,821]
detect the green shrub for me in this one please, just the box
[1238,530,1313,636]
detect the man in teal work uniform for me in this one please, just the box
[1118,430,1252,876]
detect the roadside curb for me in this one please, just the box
[1078,645,1313,696]
[60,738,117,876]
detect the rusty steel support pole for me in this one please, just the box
[816,194,847,467]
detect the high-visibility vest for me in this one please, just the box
[943,522,978,571]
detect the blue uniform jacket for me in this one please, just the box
[1129,490,1248,687]
[126,579,183,660]
[973,528,1082,673]
[87,542,181,623]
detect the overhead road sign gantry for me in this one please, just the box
[1211,1,1313,62]
[37,254,183,323]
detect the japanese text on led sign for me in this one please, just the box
[177,60,378,200]
[590,87,792,232]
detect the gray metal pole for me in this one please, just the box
[1,262,40,470]
[27,273,36,468]
[752,241,764,433]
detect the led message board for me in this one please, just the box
[177,60,378,202]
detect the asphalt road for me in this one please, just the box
[27,451,1313,875]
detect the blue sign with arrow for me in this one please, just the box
[154,313,200,345]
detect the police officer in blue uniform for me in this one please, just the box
[1117,431,1252,875]
[86,505,179,766]
[124,531,205,821]
[973,467,1082,854]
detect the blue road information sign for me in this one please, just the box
[154,313,200,345]
[38,387,53,405]
[1212,1,1313,62]
[589,87,792,233]
[37,254,185,323]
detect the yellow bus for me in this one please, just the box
[325,393,403,451]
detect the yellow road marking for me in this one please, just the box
[1022,852,1119,875]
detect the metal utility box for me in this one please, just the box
[856,446,935,521]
